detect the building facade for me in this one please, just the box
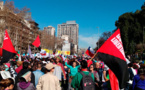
[61,35,74,55]
[57,21,79,53]
[44,26,55,36]
[61,35,71,51]
[0,1,40,53]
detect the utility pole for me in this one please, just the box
[96,27,99,49]
[16,29,17,50]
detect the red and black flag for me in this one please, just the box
[97,28,129,89]
[109,69,119,90]
[32,35,41,51]
[2,30,17,63]
[0,47,2,56]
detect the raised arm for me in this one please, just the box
[65,61,72,68]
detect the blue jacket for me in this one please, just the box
[132,74,145,90]
[33,70,44,87]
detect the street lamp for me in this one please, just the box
[96,27,99,49]
[143,27,145,49]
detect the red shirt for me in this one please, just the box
[15,65,23,74]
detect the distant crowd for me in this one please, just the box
[0,54,144,90]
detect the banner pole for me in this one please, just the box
[90,52,98,60]
[87,52,98,67]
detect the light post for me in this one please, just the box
[96,27,99,49]
[143,27,145,49]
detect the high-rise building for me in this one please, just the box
[57,21,79,52]
[44,26,55,36]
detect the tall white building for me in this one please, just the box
[44,26,55,36]
[57,21,79,52]
[61,35,71,51]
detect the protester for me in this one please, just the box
[65,59,80,77]
[15,61,23,74]
[33,62,44,87]
[65,59,80,90]
[71,60,95,90]
[94,62,105,90]
[132,68,145,90]
[1,48,145,90]
[0,65,12,81]
[14,62,35,89]
[126,63,137,90]
[53,56,66,87]
[103,69,111,90]
[89,64,95,73]
[0,78,14,90]
[17,71,35,90]
[133,63,140,74]
[97,59,105,69]
[36,63,61,90]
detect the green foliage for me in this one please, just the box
[115,3,145,54]
[95,31,112,51]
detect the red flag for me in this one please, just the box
[109,69,119,90]
[97,28,129,89]
[32,35,41,47]
[2,30,17,63]
[0,48,2,56]
[97,29,126,60]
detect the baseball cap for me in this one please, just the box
[45,63,56,70]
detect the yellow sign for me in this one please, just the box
[65,51,70,55]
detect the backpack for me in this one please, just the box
[79,71,95,90]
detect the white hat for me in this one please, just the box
[45,63,56,70]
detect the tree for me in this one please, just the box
[40,30,64,50]
[115,3,145,54]
[95,31,112,51]
[115,4,144,54]
[95,2,145,55]
[55,37,64,50]
[0,0,34,51]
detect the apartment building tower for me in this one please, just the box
[57,21,79,52]
[44,26,55,36]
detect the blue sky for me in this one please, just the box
[11,0,145,48]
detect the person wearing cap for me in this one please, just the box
[36,63,61,90]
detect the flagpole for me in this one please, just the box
[88,52,98,66]
[96,27,99,48]
[90,52,98,60]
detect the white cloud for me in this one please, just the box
[79,34,99,48]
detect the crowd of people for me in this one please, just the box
[0,54,144,90]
